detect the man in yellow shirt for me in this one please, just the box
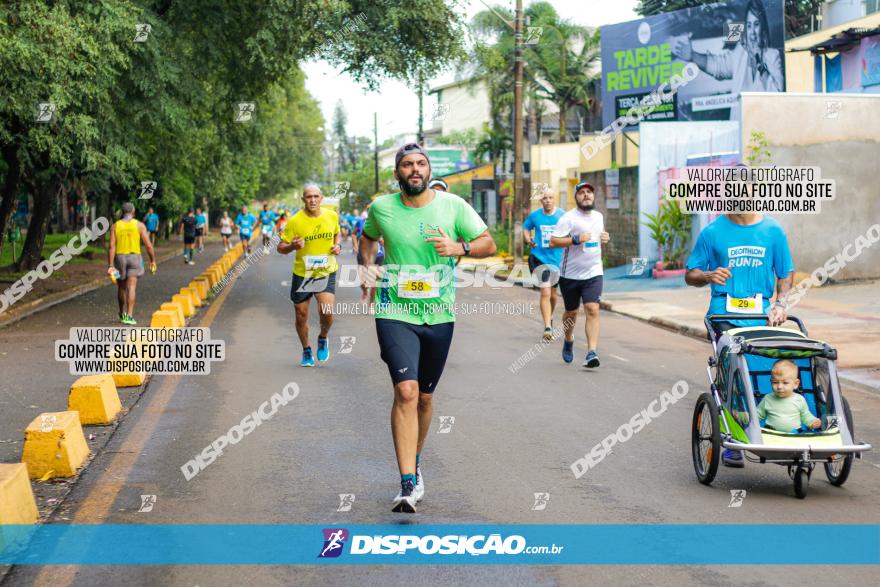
[108,202,156,325]
[277,185,341,367]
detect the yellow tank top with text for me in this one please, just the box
[115,219,141,255]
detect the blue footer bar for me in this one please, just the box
[1,524,878,565]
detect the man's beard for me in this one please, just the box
[399,175,427,196]
[577,202,594,211]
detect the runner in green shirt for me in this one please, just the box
[358,143,496,513]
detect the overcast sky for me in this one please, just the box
[303,0,639,144]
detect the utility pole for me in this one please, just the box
[373,113,379,195]
[512,0,525,261]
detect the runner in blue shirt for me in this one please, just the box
[686,210,794,467]
[523,187,565,341]
[259,204,277,252]
[195,207,208,252]
[144,207,160,246]
[235,205,258,256]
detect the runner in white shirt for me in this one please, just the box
[550,181,610,368]
[219,211,233,251]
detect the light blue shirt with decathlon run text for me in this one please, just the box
[523,207,564,268]
[686,215,794,317]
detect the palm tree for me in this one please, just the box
[525,3,600,141]
[468,2,599,143]
[474,125,514,172]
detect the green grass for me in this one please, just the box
[0,232,106,279]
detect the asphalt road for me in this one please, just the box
[4,246,880,586]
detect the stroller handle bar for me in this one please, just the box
[704,314,808,337]
[722,440,872,454]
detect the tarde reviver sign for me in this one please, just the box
[599,0,785,126]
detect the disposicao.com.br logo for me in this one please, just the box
[318,528,563,558]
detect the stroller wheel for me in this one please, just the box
[692,392,720,485]
[825,396,854,486]
[794,467,809,499]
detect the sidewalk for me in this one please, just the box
[0,238,188,328]
[0,241,234,466]
[463,260,880,391]
[599,264,880,390]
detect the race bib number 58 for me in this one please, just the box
[398,272,438,299]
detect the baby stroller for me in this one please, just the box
[692,314,872,498]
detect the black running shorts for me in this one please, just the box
[290,271,338,304]
[559,275,603,311]
[375,319,454,393]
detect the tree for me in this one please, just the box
[332,101,350,172]
[468,2,599,142]
[435,128,481,147]
[525,3,600,141]
[1,0,468,269]
[474,125,514,172]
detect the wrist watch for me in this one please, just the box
[774,299,788,310]
[461,241,471,256]
[571,234,580,245]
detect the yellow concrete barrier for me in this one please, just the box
[190,278,209,300]
[172,293,195,317]
[112,371,146,388]
[22,411,90,479]
[0,463,39,524]
[177,287,199,309]
[67,374,122,425]
[160,302,186,326]
[108,340,148,387]
[150,309,181,329]
[200,270,218,288]
[211,262,224,277]
[183,286,203,308]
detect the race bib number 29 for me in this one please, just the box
[726,293,763,314]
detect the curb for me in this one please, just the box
[0,248,182,330]
[600,301,708,343]
[837,373,880,396]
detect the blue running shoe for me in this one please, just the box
[562,340,574,364]
[583,350,600,368]
[316,337,329,362]
[301,347,315,367]
[722,449,744,468]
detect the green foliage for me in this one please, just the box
[1,0,469,267]
[642,198,692,269]
[447,182,472,200]
[332,158,395,212]
[0,231,104,276]
[435,128,481,147]
[489,223,511,257]
[474,125,513,166]
[745,131,772,167]
[469,2,599,140]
